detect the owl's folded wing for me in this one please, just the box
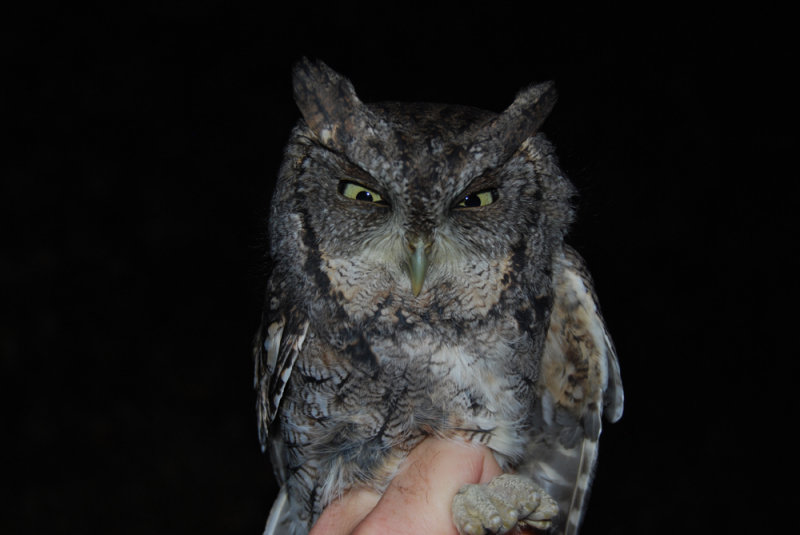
[253,295,309,453]
[525,244,623,535]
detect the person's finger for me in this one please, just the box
[350,438,504,535]
[309,487,381,535]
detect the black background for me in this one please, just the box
[4,3,798,534]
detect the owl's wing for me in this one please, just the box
[527,245,623,535]
[254,292,309,535]
[253,285,310,455]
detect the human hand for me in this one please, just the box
[309,437,505,535]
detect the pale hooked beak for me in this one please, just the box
[406,237,432,297]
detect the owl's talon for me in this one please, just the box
[452,474,558,535]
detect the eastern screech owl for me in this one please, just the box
[254,59,623,535]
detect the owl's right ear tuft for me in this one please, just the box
[291,58,367,148]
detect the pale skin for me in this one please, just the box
[310,438,535,535]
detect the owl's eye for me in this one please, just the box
[456,188,498,208]
[338,181,388,205]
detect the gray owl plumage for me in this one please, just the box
[254,59,623,535]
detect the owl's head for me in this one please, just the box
[270,59,575,311]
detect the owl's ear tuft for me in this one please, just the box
[506,81,558,130]
[477,81,558,163]
[292,58,370,149]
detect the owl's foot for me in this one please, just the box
[452,474,558,535]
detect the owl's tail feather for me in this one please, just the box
[563,437,599,535]
[521,430,599,535]
[263,485,312,535]
[262,486,288,535]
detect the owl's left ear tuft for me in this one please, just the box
[509,81,558,123]
[291,58,370,148]
[502,81,558,140]
[476,81,558,164]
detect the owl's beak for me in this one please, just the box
[406,237,431,297]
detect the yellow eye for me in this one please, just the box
[457,188,498,208]
[338,181,387,205]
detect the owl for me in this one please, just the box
[254,59,623,535]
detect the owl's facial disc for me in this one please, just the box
[405,236,432,297]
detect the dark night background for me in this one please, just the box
[4,3,798,534]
